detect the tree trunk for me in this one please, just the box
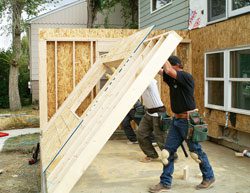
[87,0,93,28]
[130,0,138,28]
[9,64,21,110]
[9,0,22,110]
[87,0,98,28]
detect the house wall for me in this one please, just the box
[139,0,189,30]
[29,1,125,102]
[190,14,250,140]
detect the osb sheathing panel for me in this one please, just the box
[190,14,250,135]
[39,28,138,40]
[47,42,56,119]
[57,42,74,108]
[75,42,92,116]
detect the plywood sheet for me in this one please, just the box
[190,14,250,135]
[57,42,73,108]
[47,42,56,119]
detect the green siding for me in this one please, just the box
[139,0,189,30]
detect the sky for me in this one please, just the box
[0,0,77,50]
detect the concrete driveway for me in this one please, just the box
[71,140,250,193]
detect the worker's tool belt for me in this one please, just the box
[174,112,188,119]
[134,106,145,119]
[187,111,208,143]
[159,112,172,131]
[147,106,166,114]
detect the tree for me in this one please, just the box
[87,0,138,29]
[87,0,103,28]
[0,0,60,110]
[120,0,138,28]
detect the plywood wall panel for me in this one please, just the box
[57,42,74,108]
[39,28,138,40]
[47,42,56,119]
[74,42,92,116]
[190,14,250,135]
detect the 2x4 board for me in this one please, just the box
[40,26,182,193]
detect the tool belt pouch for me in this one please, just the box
[159,113,172,131]
[190,124,208,142]
[188,112,208,142]
[134,106,145,118]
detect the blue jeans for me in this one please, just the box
[121,109,141,142]
[160,118,214,186]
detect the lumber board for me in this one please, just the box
[46,31,182,193]
[47,40,157,185]
[101,27,153,66]
[39,41,48,129]
[41,27,154,176]
[41,60,106,169]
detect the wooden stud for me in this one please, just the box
[183,165,189,180]
[39,41,48,129]
[90,41,94,100]
[48,32,182,193]
[47,37,155,188]
[55,41,58,110]
[73,41,76,88]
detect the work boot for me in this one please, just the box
[196,178,215,190]
[149,183,171,193]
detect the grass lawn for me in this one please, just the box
[0,133,41,193]
[0,106,39,130]
[2,133,40,153]
[0,105,39,116]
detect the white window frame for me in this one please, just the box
[150,0,172,14]
[205,51,226,111]
[229,0,250,17]
[205,46,250,115]
[207,0,250,24]
[207,0,228,24]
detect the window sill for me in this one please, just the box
[150,2,172,14]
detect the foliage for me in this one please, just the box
[3,133,40,153]
[87,0,138,28]
[0,36,32,108]
[0,0,60,110]
[101,0,138,29]
[0,50,11,108]
[19,36,31,106]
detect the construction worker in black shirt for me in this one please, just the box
[149,56,215,192]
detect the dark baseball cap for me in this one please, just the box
[168,55,182,66]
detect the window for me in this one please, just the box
[205,52,225,108]
[207,0,227,22]
[207,0,250,23]
[230,49,250,110]
[151,0,172,12]
[205,47,250,115]
[229,0,250,17]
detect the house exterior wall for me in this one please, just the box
[190,14,250,146]
[29,1,125,101]
[139,0,189,30]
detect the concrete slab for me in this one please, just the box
[72,140,250,193]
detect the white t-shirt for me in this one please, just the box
[142,79,164,116]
